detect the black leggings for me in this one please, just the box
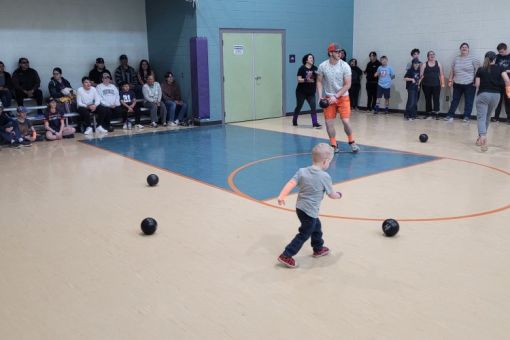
[366,82,377,110]
[422,85,441,113]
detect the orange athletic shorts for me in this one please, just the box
[323,96,351,120]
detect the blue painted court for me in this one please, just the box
[83,125,438,200]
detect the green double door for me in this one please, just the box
[222,31,283,123]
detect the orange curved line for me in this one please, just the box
[227,151,510,222]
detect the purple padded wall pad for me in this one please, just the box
[190,37,210,119]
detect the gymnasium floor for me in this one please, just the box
[1,110,509,339]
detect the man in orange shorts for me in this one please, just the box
[316,43,359,153]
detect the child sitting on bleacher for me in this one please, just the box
[16,106,36,144]
[119,81,143,129]
[0,106,31,147]
[44,98,75,141]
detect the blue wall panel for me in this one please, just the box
[146,0,353,122]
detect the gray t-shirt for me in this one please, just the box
[451,55,480,85]
[293,166,334,218]
[317,59,352,97]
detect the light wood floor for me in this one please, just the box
[1,110,509,339]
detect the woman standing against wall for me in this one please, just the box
[364,51,381,111]
[445,43,480,122]
[292,53,321,128]
[348,58,362,110]
[420,51,445,119]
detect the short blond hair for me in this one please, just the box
[312,143,333,163]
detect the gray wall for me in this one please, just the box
[354,0,510,113]
[0,0,148,98]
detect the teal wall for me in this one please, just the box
[146,0,353,122]
[146,0,197,105]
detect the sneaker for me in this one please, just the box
[463,117,470,122]
[123,123,128,129]
[84,127,93,135]
[96,125,108,133]
[481,140,488,152]
[277,254,297,268]
[21,140,32,147]
[350,142,360,153]
[313,123,322,129]
[107,126,114,132]
[9,140,20,148]
[407,117,414,121]
[292,121,298,127]
[384,107,389,114]
[169,122,177,127]
[174,119,179,125]
[444,117,453,122]
[331,144,340,153]
[135,124,144,129]
[151,122,158,128]
[313,246,330,257]
[163,122,168,127]
[490,117,498,122]
[475,137,482,146]
[426,115,433,120]
[127,122,132,130]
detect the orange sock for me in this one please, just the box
[329,137,337,146]
[347,134,354,143]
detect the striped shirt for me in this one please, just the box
[451,55,480,85]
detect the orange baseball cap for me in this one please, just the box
[327,43,341,52]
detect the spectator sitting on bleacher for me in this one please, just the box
[0,61,14,108]
[137,59,155,86]
[44,98,75,141]
[88,58,112,86]
[114,54,138,91]
[119,81,143,129]
[143,74,167,127]
[76,76,104,135]
[48,67,76,113]
[96,73,120,132]
[11,57,43,108]
[162,71,191,126]
[0,106,30,147]
[16,106,36,144]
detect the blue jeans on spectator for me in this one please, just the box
[0,89,12,107]
[447,83,476,119]
[282,208,324,257]
[405,88,418,119]
[164,100,189,123]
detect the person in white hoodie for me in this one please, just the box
[96,73,120,132]
[76,76,103,135]
[142,74,167,127]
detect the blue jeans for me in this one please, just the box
[0,89,12,107]
[447,83,476,119]
[405,88,418,118]
[283,208,324,257]
[164,100,189,123]
[1,118,22,143]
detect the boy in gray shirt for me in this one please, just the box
[277,143,342,268]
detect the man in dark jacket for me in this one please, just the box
[0,61,14,107]
[11,57,43,106]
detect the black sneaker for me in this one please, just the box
[21,140,32,147]
[107,126,115,132]
[313,123,322,129]
[490,117,498,122]
[292,121,298,126]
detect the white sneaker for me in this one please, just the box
[127,122,132,130]
[151,122,157,128]
[174,120,179,125]
[350,142,360,153]
[135,124,144,129]
[84,127,93,135]
[123,123,128,129]
[96,125,108,133]
[170,122,177,127]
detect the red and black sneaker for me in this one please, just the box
[278,254,297,268]
[313,246,330,258]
